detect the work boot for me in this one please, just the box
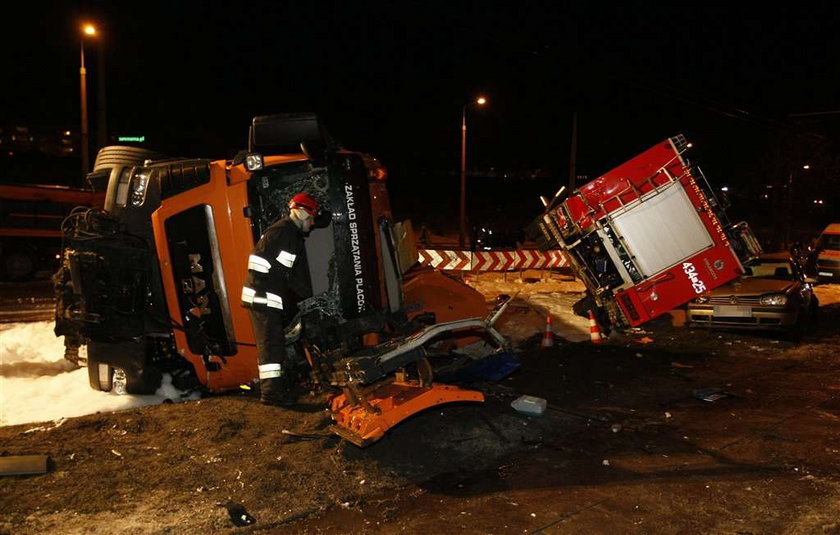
[261,393,299,407]
[260,374,300,407]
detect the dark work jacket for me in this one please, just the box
[241,217,312,316]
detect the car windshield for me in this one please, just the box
[743,261,794,280]
[819,233,840,250]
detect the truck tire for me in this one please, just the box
[92,146,170,172]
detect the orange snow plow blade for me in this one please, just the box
[329,381,484,447]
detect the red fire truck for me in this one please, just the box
[530,134,761,327]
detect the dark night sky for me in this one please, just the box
[4,1,840,233]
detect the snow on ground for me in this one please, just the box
[814,283,840,307]
[467,272,591,343]
[0,321,191,428]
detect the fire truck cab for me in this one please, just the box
[530,135,761,327]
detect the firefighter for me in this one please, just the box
[241,192,320,406]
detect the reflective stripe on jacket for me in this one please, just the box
[241,217,311,312]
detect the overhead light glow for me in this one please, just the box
[83,24,96,36]
[476,97,487,105]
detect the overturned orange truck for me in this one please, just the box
[54,114,508,446]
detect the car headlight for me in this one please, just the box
[694,296,709,304]
[759,294,788,306]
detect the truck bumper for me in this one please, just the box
[686,306,798,330]
[816,260,840,283]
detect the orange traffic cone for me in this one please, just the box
[541,315,555,348]
[588,310,604,344]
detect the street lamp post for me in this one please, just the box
[97,33,107,150]
[79,23,96,177]
[459,96,487,249]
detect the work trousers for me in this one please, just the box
[248,308,293,404]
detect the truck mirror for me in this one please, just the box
[248,113,338,165]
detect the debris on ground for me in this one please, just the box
[0,455,49,476]
[219,501,256,527]
[511,395,547,416]
[693,388,729,402]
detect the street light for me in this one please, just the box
[460,95,487,249]
[79,23,97,177]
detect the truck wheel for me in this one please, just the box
[92,146,170,171]
[2,250,35,280]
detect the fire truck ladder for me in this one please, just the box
[597,165,687,217]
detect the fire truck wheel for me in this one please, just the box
[92,146,170,172]
[1,250,35,280]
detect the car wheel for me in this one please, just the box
[809,297,820,325]
[785,316,805,343]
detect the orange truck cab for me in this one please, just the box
[54,113,507,446]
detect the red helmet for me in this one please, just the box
[288,193,319,217]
